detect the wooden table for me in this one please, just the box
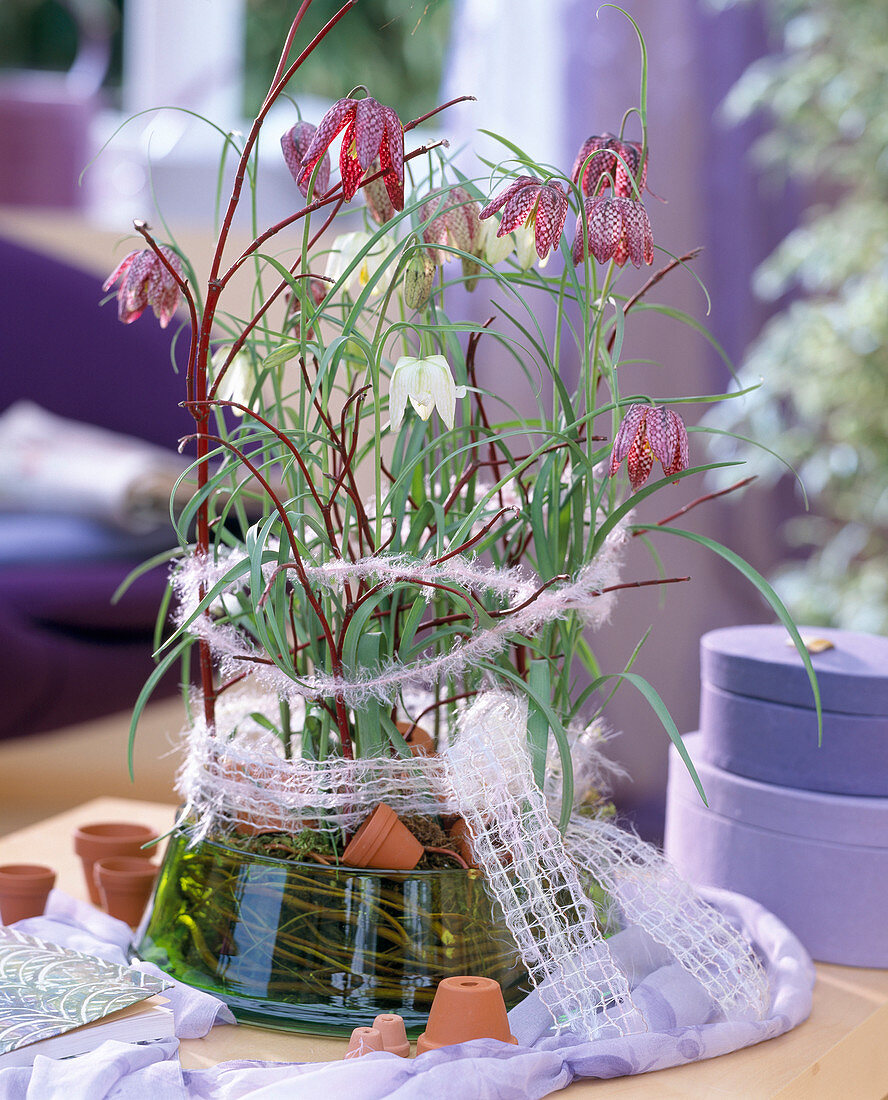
[3,797,887,1098]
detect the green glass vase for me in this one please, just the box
[136,829,529,1035]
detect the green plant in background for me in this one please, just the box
[244,0,453,119]
[705,0,888,632]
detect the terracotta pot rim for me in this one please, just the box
[94,856,158,878]
[0,863,55,879]
[74,822,157,844]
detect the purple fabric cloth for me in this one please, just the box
[0,234,187,742]
[0,887,814,1099]
[0,557,177,742]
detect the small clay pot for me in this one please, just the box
[342,803,424,871]
[344,1025,383,1059]
[447,818,479,869]
[373,1012,410,1057]
[0,864,56,924]
[395,720,435,757]
[416,975,517,1053]
[73,822,157,906]
[93,856,159,927]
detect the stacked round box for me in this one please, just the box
[664,625,888,967]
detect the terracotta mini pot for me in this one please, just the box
[373,1012,410,1057]
[73,822,158,906]
[0,864,56,924]
[416,975,518,1053]
[342,803,424,871]
[344,1025,383,1059]
[93,856,159,927]
[396,720,436,758]
[447,818,479,869]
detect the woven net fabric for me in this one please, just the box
[442,692,769,1040]
[176,689,457,843]
[443,693,645,1039]
[563,816,770,1023]
[169,524,630,709]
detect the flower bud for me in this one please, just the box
[403,250,436,310]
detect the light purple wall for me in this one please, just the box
[445,0,798,836]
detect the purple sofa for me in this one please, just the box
[0,235,192,741]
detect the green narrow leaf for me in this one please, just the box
[128,637,191,780]
[353,634,385,757]
[592,669,707,805]
[111,547,180,605]
[526,660,551,790]
[647,525,823,744]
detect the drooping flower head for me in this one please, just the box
[572,195,654,268]
[403,249,437,310]
[389,354,466,431]
[362,157,397,225]
[479,176,568,261]
[609,404,689,490]
[102,246,183,328]
[420,186,482,265]
[572,132,647,199]
[325,231,395,299]
[281,121,331,198]
[212,348,255,417]
[299,95,404,209]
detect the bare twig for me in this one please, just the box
[632,475,757,534]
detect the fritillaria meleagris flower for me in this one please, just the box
[403,249,437,310]
[572,132,647,199]
[363,158,397,225]
[299,95,405,209]
[212,348,254,417]
[479,176,568,261]
[609,404,689,490]
[420,186,482,265]
[572,195,654,268]
[389,354,466,431]
[325,231,395,298]
[102,246,183,328]
[281,120,331,198]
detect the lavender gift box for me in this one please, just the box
[698,625,888,795]
[664,734,888,966]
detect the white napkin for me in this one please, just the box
[0,401,188,533]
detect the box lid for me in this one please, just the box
[700,625,888,716]
[670,734,888,848]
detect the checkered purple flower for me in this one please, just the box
[572,132,647,199]
[102,246,183,328]
[281,121,331,198]
[420,186,482,265]
[609,404,690,490]
[572,196,654,268]
[299,96,404,209]
[479,176,568,260]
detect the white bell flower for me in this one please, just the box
[325,231,394,298]
[213,348,254,416]
[389,354,467,431]
[513,223,550,270]
[478,218,548,271]
[478,215,514,265]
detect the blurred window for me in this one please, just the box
[0,0,453,118]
